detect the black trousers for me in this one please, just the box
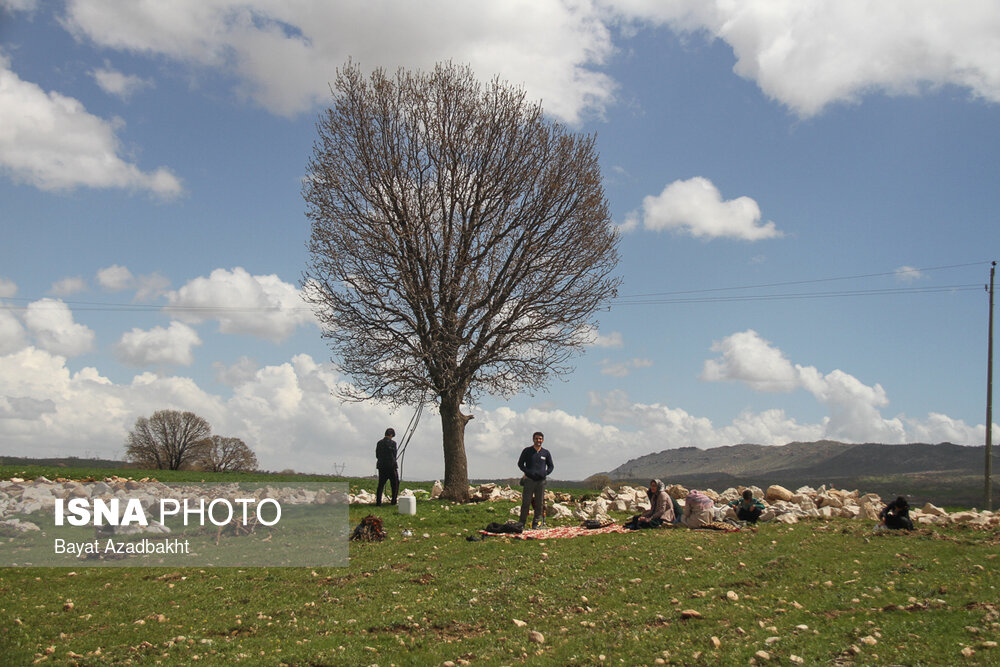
[376,467,399,506]
[885,514,913,530]
[737,507,762,523]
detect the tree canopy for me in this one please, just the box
[124,410,258,472]
[124,409,211,471]
[199,435,259,472]
[303,62,620,500]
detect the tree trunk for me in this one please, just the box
[439,389,473,502]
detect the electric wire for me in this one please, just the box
[0,261,990,312]
[615,261,987,300]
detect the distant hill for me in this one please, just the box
[600,441,998,507]
[0,455,128,469]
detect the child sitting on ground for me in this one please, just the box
[728,489,765,524]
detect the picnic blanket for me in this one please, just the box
[480,523,631,540]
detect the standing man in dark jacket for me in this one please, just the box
[375,428,399,506]
[518,431,554,529]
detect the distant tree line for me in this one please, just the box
[124,410,258,472]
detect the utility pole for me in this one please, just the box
[987,261,996,511]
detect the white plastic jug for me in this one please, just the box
[398,495,416,515]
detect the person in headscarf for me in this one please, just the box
[626,479,674,529]
[681,489,715,528]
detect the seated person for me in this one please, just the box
[625,479,674,529]
[880,496,914,530]
[681,489,714,528]
[728,489,765,523]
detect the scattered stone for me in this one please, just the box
[726,591,739,602]
[710,636,721,648]
[528,630,545,644]
[754,650,771,661]
[860,636,877,646]
[680,610,702,619]
[512,619,527,628]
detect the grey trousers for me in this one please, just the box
[519,477,546,525]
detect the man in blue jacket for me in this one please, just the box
[518,431,554,529]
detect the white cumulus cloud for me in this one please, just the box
[0,344,993,478]
[61,0,617,125]
[894,266,924,283]
[627,177,782,240]
[701,329,799,391]
[614,0,1000,116]
[0,277,17,298]
[579,325,624,348]
[0,55,183,197]
[0,307,28,354]
[22,298,95,356]
[50,276,87,296]
[91,63,153,100]
[58,1,1000,124]
[113,321,202,367]
[166,267,315,342]
[702,329,906,443]
[599,357,652,378]
[212,356,259,387]
[96,264,135,291]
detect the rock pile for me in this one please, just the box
[510,482,1000,528]
[3,475,997,529]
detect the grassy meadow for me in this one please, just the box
[1,466,999,665]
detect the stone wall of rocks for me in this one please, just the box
[558,483,997,528]
[4,476,997,530]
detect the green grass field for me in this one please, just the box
[2,467,999,665]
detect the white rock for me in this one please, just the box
[765,485,793,502]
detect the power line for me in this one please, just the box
[615,284,981,306]
[617,261,988,300]
[0,300,312,313]
[0,261,989,312]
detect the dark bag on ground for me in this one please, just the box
[485,520,524,534]
[350,515,387,542]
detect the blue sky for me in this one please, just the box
[1,0,997,481]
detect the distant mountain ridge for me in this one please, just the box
[604,440,984,480]
[600,441,997,506]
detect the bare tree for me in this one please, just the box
[303,62,621,501]
[198,435,259,472]
[124,410,212,470]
